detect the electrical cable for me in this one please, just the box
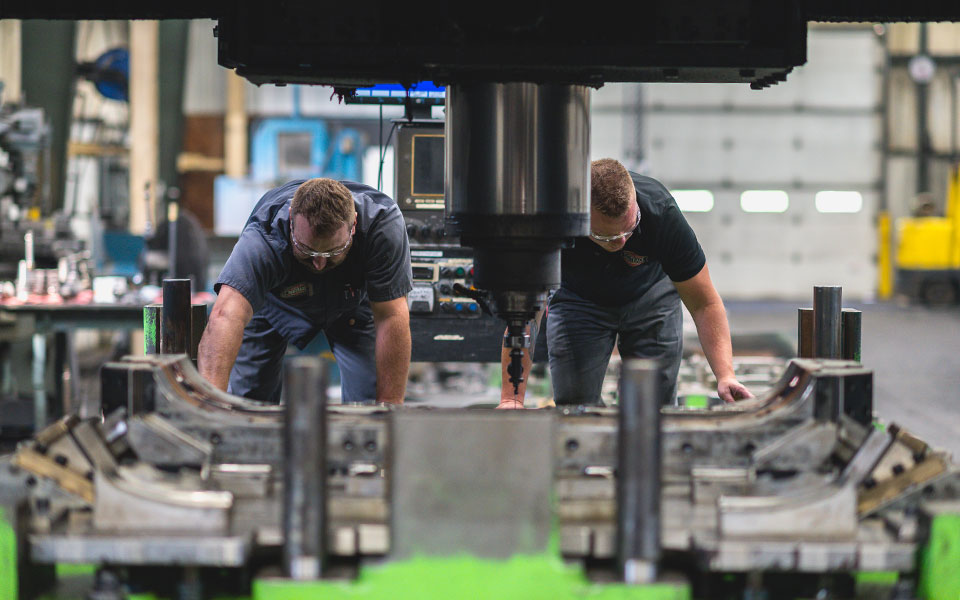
[377,120,398,192]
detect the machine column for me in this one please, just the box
[617,358,661,584]
[159,278,191,354]
[282,356,328,580]
[813,285,842,359]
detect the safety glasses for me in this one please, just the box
[588,210,640,243]
[291,221,355,258]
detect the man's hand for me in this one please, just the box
[370,297,411,404]
[717,377,753,403]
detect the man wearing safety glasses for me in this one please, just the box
[199,178,412,404]
[499,158,751,407]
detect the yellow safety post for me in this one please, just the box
[949,164,960,268]
[878,210,893,300]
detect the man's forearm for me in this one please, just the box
[375,314,411,403]
[689,302,736,381]
[197,317,246,390]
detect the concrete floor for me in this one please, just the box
[725,299,960,458]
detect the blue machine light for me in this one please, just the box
[348,81,446,105]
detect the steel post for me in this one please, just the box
[160,279,190,354]
[813,286,842,359]
[617,358,661,584]
[797,307,814,358]
[841,308,862,362]
[283,357,328,580]
[189,304,207,362]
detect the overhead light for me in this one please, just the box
[815,191,863,213]
[672,190,714,212]
[741,190,789,213]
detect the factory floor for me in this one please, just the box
[724,299,960,458]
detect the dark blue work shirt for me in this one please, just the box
[215,180,413,349]
[560,173,706,307]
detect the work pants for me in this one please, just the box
[227,305,377,404]
[546,276,683,406]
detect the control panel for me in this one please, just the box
[408,257,481,317]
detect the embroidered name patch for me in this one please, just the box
[622,251,648,267]
[279,282,312,299]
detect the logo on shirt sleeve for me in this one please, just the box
[622,251,648,267]
[279,282,313,299]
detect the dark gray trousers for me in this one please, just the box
[546,276,683,406]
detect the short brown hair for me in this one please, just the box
[290,178,357,235]
[591,158,634,218]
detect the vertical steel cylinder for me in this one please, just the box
[143,304,162,354]
[617,359,661,584]
[841,308,862,362]
[160,279,191,354]
[189,304,208,362]
[283,357,328,580]
[445,83,591,295]
[797,307,814,358]
[812,286,842,359]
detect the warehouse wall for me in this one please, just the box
[593,28,885,300]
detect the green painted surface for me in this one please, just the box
[253,554,689,600]
[144,305,159,353]
[0,507,16,600]
[855,570,899,585]
[919,513,960,600]
[683,394,708,409]
[55,563,96,578]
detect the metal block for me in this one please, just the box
[719,485,858,539]
[93,466,232,533]
[210,464,272,498]
[559,525,591,556]
[127,414,212,468]
[796,541,858,571]
[691,467,754,504]
[390,410,554,559]
[30,532,248,566]
[711,540,799,571]
[357,524,388,555]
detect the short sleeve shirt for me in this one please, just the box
[559,173,705,307]
[215,180,413,348]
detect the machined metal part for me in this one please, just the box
[93,464,233,533]
[797,307,814,358]
[841,308,862,362]
[752,421,839,472]
[283,357,328,580]
[617,359,661,584]
[190,303,208,361]
[14,354,957,577]
[126,413,213,468]
[813,286,842,359]
[390,410,554,559]
[160,278,191,354]
[718,428,892,540]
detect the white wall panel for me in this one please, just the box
[646,113,879,186]
[634,29,883,300]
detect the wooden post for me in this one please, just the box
[225,70,248,177]
[0,20,22,103]
[129,20,159,235]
